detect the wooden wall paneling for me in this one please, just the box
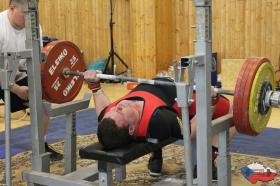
[259,2,266,55]
[212,0,219,61]
[271,0,280,69]
[170,0,176,62]
[80,0,92,64]
[70,1,80,47]
[144,0,157,78]
[95,0,108,62]
[266,0,272,62]
[225,0,231,58]
[171,0,179,59]
[230,0,237,58]
[251,0,258,55]
[237,0,245,58]
[129,0,137,77]
[172,0,196,59]
[219,0,227,62]
[244,0,251,58]
[90,0,98,62]
[155,0,173,73]
[255,0,262,56]
[41,1,65,40]
[111,0,131,74]
[0,0,8,11]
[1,0,280,77]
[180,1,191,58]
[272,0,280,82]
[96,0,105,61]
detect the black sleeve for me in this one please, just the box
[97,107,107,122]
[147,107,183,141]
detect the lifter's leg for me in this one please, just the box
[42,108,64,161]
[148,148,163,177]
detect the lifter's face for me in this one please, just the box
[103,100,140,135]
[9,4,25,30]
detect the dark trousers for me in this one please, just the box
[0,77,29,113]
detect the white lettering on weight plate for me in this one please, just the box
[48,49,68,76]
[51,77,61,91]
[63,75,79,96]
[70,55,79,68]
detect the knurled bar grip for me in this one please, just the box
[63,70,175,86]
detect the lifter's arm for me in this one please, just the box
[83,70,111,117]
[92,89,111,117]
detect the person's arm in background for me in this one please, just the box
[39,25,43,48]
[0,35,3,52]
[83,70,111,117]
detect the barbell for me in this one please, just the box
[41,40,280,136]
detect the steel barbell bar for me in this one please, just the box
[62,68,236,96]
[60,65,280,111]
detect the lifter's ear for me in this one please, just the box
[128,125,136,136]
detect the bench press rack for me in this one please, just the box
[20,0,232,186]
[0,51,30,186]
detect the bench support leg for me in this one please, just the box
[98,161,114,186]
[115,165,126,181]
[64,112,77,174]
[218,130,231,186]
[99,171,113,186]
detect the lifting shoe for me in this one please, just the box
[148,157,163,177]
[45,142,63,161]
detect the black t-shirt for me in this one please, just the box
[98,79,183,141]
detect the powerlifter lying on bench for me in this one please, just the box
[81,70,234,178]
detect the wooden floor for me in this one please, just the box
[1,82,280,186]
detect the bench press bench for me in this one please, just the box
[79,137,178,185]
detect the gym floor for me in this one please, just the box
[0,60,280,185]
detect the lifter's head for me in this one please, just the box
[97,100,141,149]
[8,0,25,30]
[97,118,133,150]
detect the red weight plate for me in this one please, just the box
[241,58,270,135]
[236,58,256,135]
[234,58,261,136]
[41,40,85,103]
[233,58,252,134]
[233,57,266,136]
[240,58,262,135]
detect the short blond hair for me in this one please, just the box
[9,0,24,6]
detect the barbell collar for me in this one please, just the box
[267,91,280,108]
[62,68,83,77]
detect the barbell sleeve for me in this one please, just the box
[62,69,84,77]
[215,89,234,96]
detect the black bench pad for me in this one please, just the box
[79,137,177,165]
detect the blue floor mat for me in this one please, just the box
[175,127,280,159]
[229,128,280,158]
[1,109,279,159]
[0,108,98,158]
